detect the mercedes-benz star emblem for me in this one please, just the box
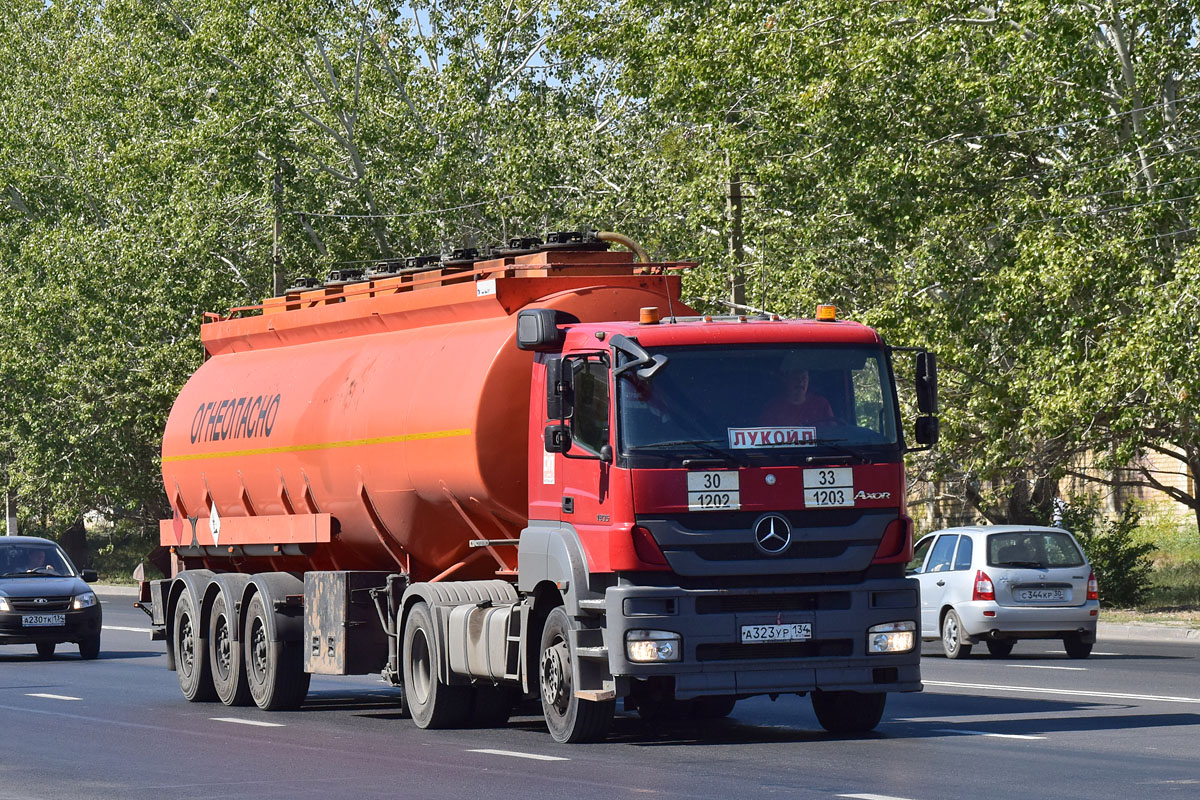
[753,514,792,555]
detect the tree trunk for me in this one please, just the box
[60,517,89,570]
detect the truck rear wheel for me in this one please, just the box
[811,690,886,734]
[539,606,614,743]
[243,592,310,710]
[173,590,216,702]
[403,601,471,728]
[209,594,250,706]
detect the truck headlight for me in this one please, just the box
[73,591,98,610]
[868,621,915,653]
[626,630,681,662]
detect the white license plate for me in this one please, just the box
[22,614,66,627]
[803,487,854,507]
[740,623,812,643]
[687,470,741,511]
[1015,589,1065,602]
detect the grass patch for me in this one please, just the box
[1123,507,1200,612]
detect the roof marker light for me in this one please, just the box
[816,305,837,321]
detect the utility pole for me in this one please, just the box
[272,160,286,297]
[727,151,745,308]
[5,486,15,536]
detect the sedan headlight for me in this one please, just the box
[0,596,10,612]
[868,620,916,653]
[626,630,682,662]
[73,591,98,610]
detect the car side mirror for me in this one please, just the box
[80,569,98,583]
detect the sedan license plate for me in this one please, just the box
[1015,589,1065,602]
[740,623,812,643]
[22,614,66,627]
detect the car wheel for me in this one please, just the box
[243,592,310,710]
[35,641,55,659]
[985,640,1015,657]
[173,591,217,701]
[941,609,973,659]
[402,601,471,729]
[78,635,101,660]
[811,690,886,734]
[1063,634,1093,659]
[539,606,614,743]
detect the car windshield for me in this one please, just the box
[986,531,1085,569]
[0,543,74,577]
[617,343,899,466]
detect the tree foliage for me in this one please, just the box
[1,0,1198,540]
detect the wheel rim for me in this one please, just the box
[250,617,269,684]
[179,612,195,677]
[540,635,571,718]
[214,614,232,680]
[943,615,959,653]
[410,628,432,706]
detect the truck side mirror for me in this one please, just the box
[915,351,938,415]
[546,358,573,420]
[915,415,939,446]
[545,424,572,453]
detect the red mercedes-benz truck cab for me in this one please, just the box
[144,233,938,744]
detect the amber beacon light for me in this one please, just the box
[816,304,837,321]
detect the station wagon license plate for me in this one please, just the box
[22,614,65,627]
[740,623,812,643]
[1015,589,1065,602]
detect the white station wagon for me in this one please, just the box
[908,525,1099,658]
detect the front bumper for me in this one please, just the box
[956,600,1099,642]
[604,578,922,699]
[0,605,102,645]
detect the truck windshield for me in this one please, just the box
[617,344,899,466]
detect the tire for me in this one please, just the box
[1063,634,1093,659]
[35,641,55,659]
[985,640,1015,657]
[470,684,519,727]
[402,602,471,729]
[539,606,614,743]
[811,690,886,734]
[78,635,100,660]
[941,609,973,659]
[173,591,217,702]
[209,594,250,706]
[243,592,310,710]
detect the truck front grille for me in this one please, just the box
[696,639,853,661]
[694,591,851,613]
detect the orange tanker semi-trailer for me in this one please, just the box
[143,232,701,717]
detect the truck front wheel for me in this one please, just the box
[173,591,216,702]
[243,593,310,710]
[538,606,614,743]
[403,602,471,728]
[811,690,886,734]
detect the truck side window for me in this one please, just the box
[571,358,610,454]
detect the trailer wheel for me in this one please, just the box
[209,594,250,706]
[403,602,471,728]
[539,606,614,743]
[243,592,310,710]
[173,591,216,702]
[811,690,886,734]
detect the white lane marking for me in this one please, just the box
[838,794,916,800]
[467,748,569,762]
[935,728,1046,740]
[1007,664,1087,671]
[103,625,151,633]
[211,717,285,728]
[1048,650,1120,656]
[926,680,1200,704]
[26,693,82,701]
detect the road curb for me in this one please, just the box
[94,584,140,597]
[1098,621,1200,644]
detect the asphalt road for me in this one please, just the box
[1,589,1197,800]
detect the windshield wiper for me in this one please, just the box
[802,438,870,464]
[629,439,748,467]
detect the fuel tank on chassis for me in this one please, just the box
[161,280,677,580]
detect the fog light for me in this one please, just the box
[868,621,915,653]
[626,630,681,662]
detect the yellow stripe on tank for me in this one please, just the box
[161,428,472,463]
